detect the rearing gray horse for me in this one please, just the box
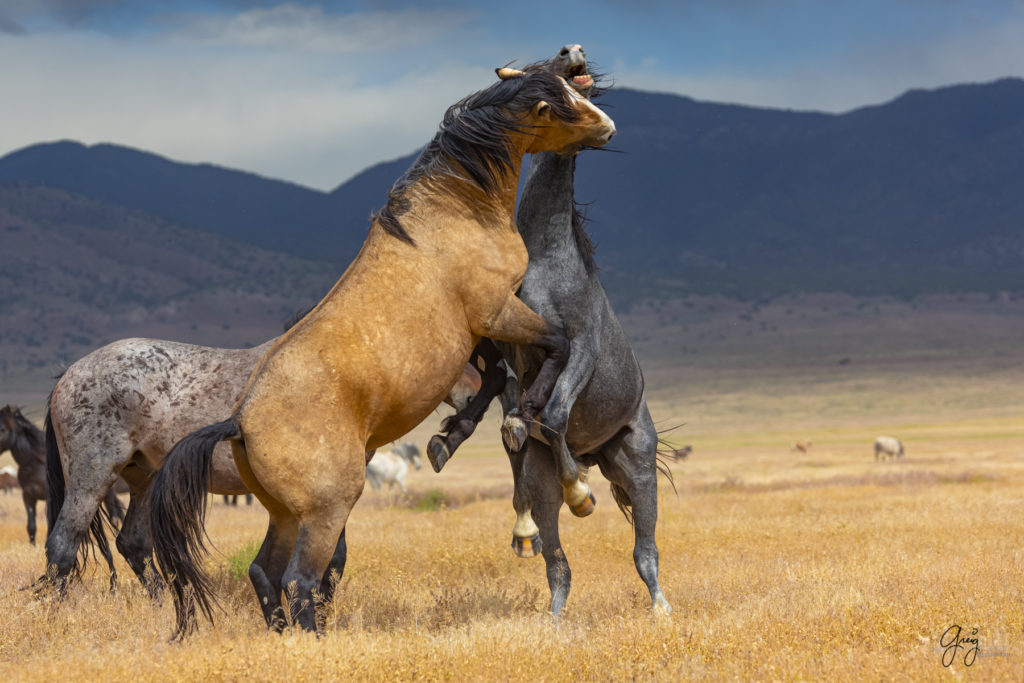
[428,45,672,616]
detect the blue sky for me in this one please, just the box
[2,0,1024,190]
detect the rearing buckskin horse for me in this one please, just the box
[427,45,672,616]
[149,66,616,638]
[43,333,482,597]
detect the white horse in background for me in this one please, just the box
[366,443,422,493]
[874,436,905,461]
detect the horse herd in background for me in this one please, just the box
[0,44,909,641]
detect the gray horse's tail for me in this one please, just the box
[606,433,679,526]
[45,398,121,583]
[149,417,239,640]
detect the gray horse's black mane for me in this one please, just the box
[568,156,598,276]
[375,67,584,245]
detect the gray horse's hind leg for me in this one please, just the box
[115,489,164,599]
[595,405,671,613]
[523,442,573,615]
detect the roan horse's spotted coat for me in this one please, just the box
[44,337,481,595]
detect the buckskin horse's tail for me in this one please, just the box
[149,417,239,640]
[45,387,121,586]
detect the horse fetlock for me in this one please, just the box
[501,414,529,452]
[426,435,450,473]
[511,533,542,558]
[565,480,595,517]
[652,594,673,614]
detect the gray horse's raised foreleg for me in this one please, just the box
[595,405,671,613]
[526,337,598,517]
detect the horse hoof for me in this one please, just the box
[511,533,542,558]
[427,435,450,473]
[501,415,528,452]
[569,491,596,517]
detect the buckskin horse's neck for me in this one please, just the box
[407,157,524,235]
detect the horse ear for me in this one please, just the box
[496,67,525,80]
[533,101,551,120]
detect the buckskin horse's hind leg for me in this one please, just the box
[282,509,347,633]
[249,514,298,632]
[427,339,506,472]
[319,527,347,604]
[115,489,165,599]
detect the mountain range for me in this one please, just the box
[3,79,1024,299]
[2,78,1023,383]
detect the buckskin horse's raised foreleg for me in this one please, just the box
[427,339,506,472]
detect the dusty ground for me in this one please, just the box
[1,294,1023,680]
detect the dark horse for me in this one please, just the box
[148,66,615,639]
[427,45,672,616]
[0,405,123,551]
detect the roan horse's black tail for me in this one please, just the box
[149,418,239,639]
[45,403,122,583]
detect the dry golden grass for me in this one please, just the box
[2,419,1024,680]
[2,294,1024,680]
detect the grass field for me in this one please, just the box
[2,293,1024,680]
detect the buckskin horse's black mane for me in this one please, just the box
[375,66,584,245]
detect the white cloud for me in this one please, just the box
[0,30,493,190]
[160,4,474,54]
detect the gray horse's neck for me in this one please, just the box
[517,152,577,257]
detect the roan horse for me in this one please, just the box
[0,405,122,547]
[43,336,482,596]
[149,66,616,638]
[426,45,672,615]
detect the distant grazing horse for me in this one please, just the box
[0,405,122,547]
[668,445,692,461]
[1,465,18,493]
[874,436,905,461]
[44,335,480,596]
[149,65,615,639]
[365,443,423,493]
[222,494,254,506]
[427,45,672,616]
